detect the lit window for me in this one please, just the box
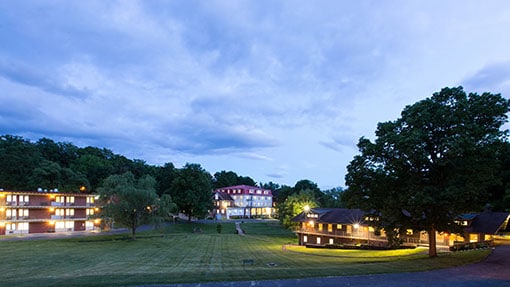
[329,238,334,244]
[337,224,342,230]
[317,237,321,244]
[303,235,308,243]
[328,224,332,232]
[406,229,413,235]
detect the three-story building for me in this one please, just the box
[0,189,101,235]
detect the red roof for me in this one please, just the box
[214,185,273,196]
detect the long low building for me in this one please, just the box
[0,189,101,235]
[292,207,510,249]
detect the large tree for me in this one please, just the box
[343,87,510,257]
[170,163,213,222]
[279,190,318,229]
[98,172,170,239]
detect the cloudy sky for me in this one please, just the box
[1,1,510,189]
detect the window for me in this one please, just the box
[66,196,75,206]
[329,238,334,244]
[19,209,29,218]
[87,197,94,205]
[337,224,342,230]
[20,195,29,205]
[406,229,414,235]
[316,237,321,244]
[86,209,95,216]
[318,224,323,231]
[327,224,332,232]
[303,235,308,243]
[67,209,75,217]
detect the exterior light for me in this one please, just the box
[353,223,360,229]
[49,220,55,225]
[80,186,86,192]
[304,205,310,213]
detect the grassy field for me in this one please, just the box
[0,221,490,287]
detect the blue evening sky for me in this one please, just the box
[1,1,509,188]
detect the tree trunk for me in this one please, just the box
[428,226,437,258]
[131,221,136,240]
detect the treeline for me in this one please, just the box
[0,134,344,205]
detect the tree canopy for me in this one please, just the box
[98,172,175,239]
[169,163,213,221]
[343,87,510,257]
[278,190,318,229]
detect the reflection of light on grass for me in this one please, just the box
[284,245,428,258]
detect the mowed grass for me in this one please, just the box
[0,221,490,287]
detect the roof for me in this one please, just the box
[292,208,366,225]
[214,185,273,196]
[466,211,510,234]
[212,191,233,201]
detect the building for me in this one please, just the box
[292,207,510,249]
[213,185,274,219]
[0,189,101,235]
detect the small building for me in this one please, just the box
[213,185,274,219]
[292,207,510,249]
[0,189,101,235]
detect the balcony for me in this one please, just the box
[297,227,387,241]
[51,202,64,207]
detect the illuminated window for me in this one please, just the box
[329,238,334,244]
[316,237,321,244]
[66,196,75,205]
[303,235,308,243]
[67,209,75,217]
[406,229,413,235]
[337,224,342,230]
[327,224,332,232]
[368,227,375,232]
[20,209,29,218]
[87,197,95,205]
[86,209,94,216]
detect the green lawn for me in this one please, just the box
[0,221,490,287]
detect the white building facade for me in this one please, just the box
[213,185,274,219]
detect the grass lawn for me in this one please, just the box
[0,221,490,287]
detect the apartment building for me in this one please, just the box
[0,189,100,235]
[213,185,274,219]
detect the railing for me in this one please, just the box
[296,227,388,241]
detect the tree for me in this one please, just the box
[212,170,256,189]
[170,163,212,222]
[0,135,42,190]
[155,162,176,196]
[321,187,345,208]
[98,172,166,239]
[343,87,510,257]
[279,190,318,229]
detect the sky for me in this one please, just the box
[1,1,510,189]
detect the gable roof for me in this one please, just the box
[292,208,366,225]
[466,211,510,234]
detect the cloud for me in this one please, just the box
[462,61,510,96]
